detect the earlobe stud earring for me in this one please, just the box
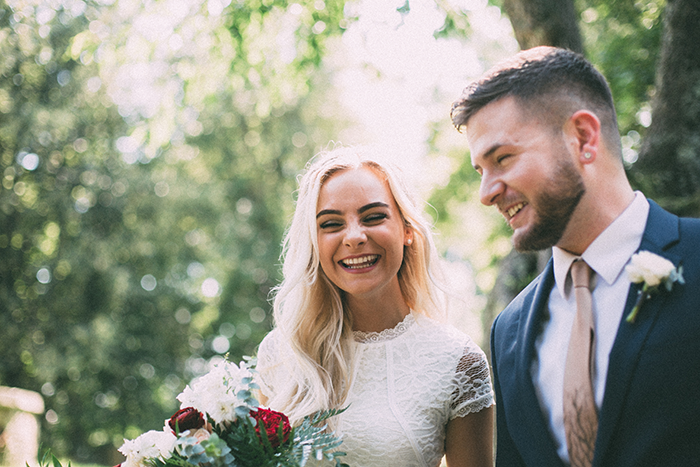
[584,152,593,160]
[407,238,413,245]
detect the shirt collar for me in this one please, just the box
[553,192,649,299]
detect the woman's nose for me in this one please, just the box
[344,221,367,247]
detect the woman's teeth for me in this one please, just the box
[341,255,379,269]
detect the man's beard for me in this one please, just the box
[513,158,585,252]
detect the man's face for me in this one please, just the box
[466,97,585,251]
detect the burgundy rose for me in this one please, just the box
[251,408,291,449]
[168,407,205,434]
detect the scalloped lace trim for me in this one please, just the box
[353,313,415,343]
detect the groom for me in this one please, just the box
[451,46,700,466]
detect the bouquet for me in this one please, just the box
[116,358,348,467]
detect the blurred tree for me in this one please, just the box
[632,0,700,215]
[5,0,694,461]
[432,0,700,350]
[502,0,583,53]
[0,0,348,463]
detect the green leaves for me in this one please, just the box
[35,449,70,467]
[286,407,349,467]
[1,0,345,462]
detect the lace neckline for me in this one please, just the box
[353,313,415,344]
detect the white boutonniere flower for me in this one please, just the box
[625,251,684,323]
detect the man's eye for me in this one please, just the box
[497,154,512,164]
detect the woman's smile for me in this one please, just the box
[316,166,410,300]
[339,254,380,270]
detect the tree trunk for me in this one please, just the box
[481,249,550,358]
[632,0,700,217]
[502,0,583,54]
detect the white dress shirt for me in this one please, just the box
[531,192,649,463]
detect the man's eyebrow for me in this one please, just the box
[472,143,503,171]
[316,202,389,219]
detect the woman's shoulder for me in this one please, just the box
[412,313,489,365]
[257,328,295,367]
[411,316,495,417]
[257,329,292,374]
[412,313,473,345]
[256,329,293,399]
[258,328,281,353]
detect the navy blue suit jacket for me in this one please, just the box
[490,201,700,466]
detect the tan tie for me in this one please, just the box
[563,259,598,467]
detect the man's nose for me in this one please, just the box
[479,173,505,206]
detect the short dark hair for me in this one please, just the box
[451,47,621,156]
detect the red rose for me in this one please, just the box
[168,407,205,434]
[251,408,291,449]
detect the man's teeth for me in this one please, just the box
[341,255,379,269]
[507,202,526,218]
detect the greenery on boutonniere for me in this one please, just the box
[625,251,684,323]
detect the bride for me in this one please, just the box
[256,146,494,467]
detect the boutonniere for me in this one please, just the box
[625,251,684,323]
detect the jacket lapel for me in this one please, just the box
[593,201,681,464]
[515,259,567,465]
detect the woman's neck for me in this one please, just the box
[345,291,410,333]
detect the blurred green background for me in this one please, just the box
[0,0,671,464]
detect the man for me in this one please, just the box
[451,46,700,466]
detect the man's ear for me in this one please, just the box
[566,110,601,164]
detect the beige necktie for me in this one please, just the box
[563,259,598,467]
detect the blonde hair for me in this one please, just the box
[263,145,446,424]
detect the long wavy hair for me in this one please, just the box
[262,145,447,424]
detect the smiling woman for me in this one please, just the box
[256,145,495,467]
[315,165,412,327]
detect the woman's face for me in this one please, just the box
[315,167,411,301]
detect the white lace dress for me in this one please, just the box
[257,313,494,467]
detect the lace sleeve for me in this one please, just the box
[450,342,495,419]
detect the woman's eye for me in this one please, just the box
[319,220,342,229]
[364,213,387,223]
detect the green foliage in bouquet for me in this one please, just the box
[218,407,349,467]
[33,449,71,467]
[284,408,349,467]
[140,407,349,467]
[113,359,349,467]
[38,359,348,467]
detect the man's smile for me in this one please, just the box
[507,202,527,218]
[502,201,528,221]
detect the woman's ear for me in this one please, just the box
[404,228,414,246]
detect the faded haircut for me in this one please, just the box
[451,47,622,158]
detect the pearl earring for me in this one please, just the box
[584,152,593,160]
[407,238,413,245]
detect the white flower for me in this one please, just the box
[190,427,212,442]
[119,429,176,467]
[176,360,255,425]
[626,251,676,287]
[625,250,684,323]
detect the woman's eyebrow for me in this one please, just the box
[358,202,389,214]
[316,209,341,219]
[316,202,389,219]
